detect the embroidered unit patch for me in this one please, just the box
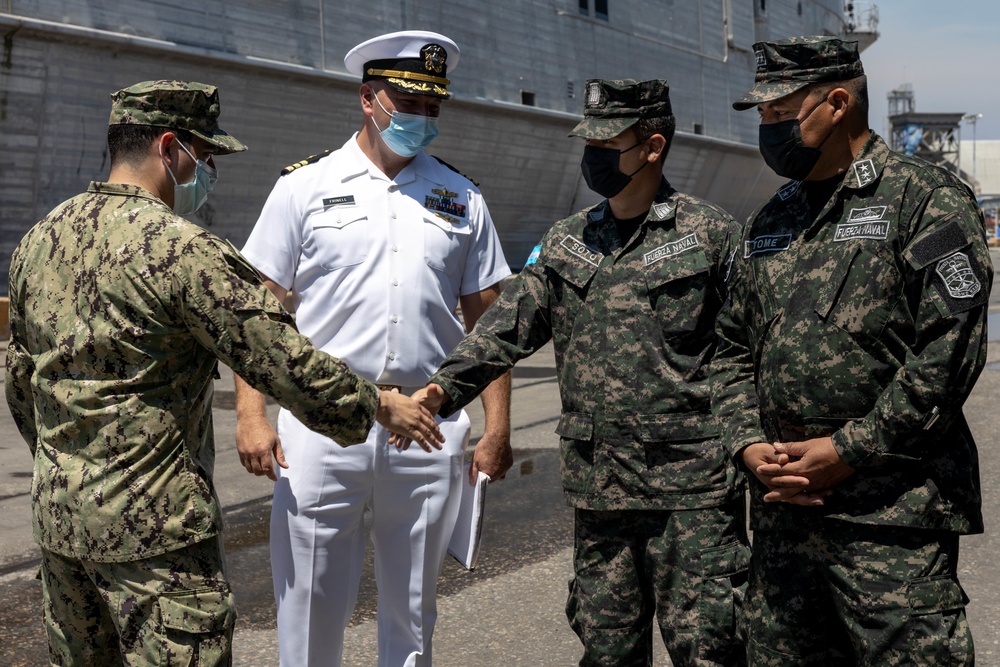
[847,206,887,222]
[935,252,981,299]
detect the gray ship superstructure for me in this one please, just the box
[0,1,877,276]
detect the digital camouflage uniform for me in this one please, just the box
[5,82,379,666]
[717,37,990,666]
[432,80,749,664]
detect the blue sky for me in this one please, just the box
[861,0,1000,140]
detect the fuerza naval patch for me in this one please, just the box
[744,233,791,258]
[644,233,699,266]
[834,221,889,242]
[935,252,981,299]
[560,235,602,267]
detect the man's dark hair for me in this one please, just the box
[633,114,676,163]
[108,124,193,166]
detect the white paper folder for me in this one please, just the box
[447,466,490,570]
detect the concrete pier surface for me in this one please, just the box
[3,249,1000,665]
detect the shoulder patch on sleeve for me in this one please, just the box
[930,250,988,315]
[432,155,479,187]
[524,244,542,266]
[280,149,333,176]
[906,216,968,269]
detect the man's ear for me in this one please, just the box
[828,87,851,122]
[360,84,376,115]
[156,131,176,163]
[646,133,667,162]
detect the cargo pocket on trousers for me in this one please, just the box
[555,413,595,495]
[905,575,971,662]
[157,588,236,667]
[683,540,751,642]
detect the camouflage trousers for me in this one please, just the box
[39,534,236,666]
[566,500,750,667]
[744,523,973,666]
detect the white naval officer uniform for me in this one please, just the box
[241,134,511,666]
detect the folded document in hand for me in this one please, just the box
[447,466,490,570]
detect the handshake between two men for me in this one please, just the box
[238,385,446,481]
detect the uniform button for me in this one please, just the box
[391,315,399,323]
[388,352,396,360]
[392,279,399,286]
[392,245,398,252]
[391,212,398,219]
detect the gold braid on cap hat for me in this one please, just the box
[365,68,450,86]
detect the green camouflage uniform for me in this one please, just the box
[718,37,990,665]
[5,82,378,665]
[432,155,749,663]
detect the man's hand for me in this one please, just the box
[411,383,448,415]
[377,389,445,452]
[742,441,825,507]
[236,413,287,481]
[470,428,513,484]
[756,436,855,505]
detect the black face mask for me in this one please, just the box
[580,141,648,198]
[758,96,835,181]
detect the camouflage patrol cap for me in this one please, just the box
[569,79,673,140]
[109,80,247,154]
[732,36,864,111]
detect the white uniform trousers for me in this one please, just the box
[270,406,470,667]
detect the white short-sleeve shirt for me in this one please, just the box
[242,135,511,387]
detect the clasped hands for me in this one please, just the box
[741,436,855,506]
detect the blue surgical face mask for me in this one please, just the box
[371,92,439,158]
[162,139,217,215]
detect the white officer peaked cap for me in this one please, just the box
[344,30,461,99]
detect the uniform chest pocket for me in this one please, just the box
[550,256,601,292]
[645,250,712,336]
[423,214,472,277]
[814,247,901,338]
[308,207,370,271]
